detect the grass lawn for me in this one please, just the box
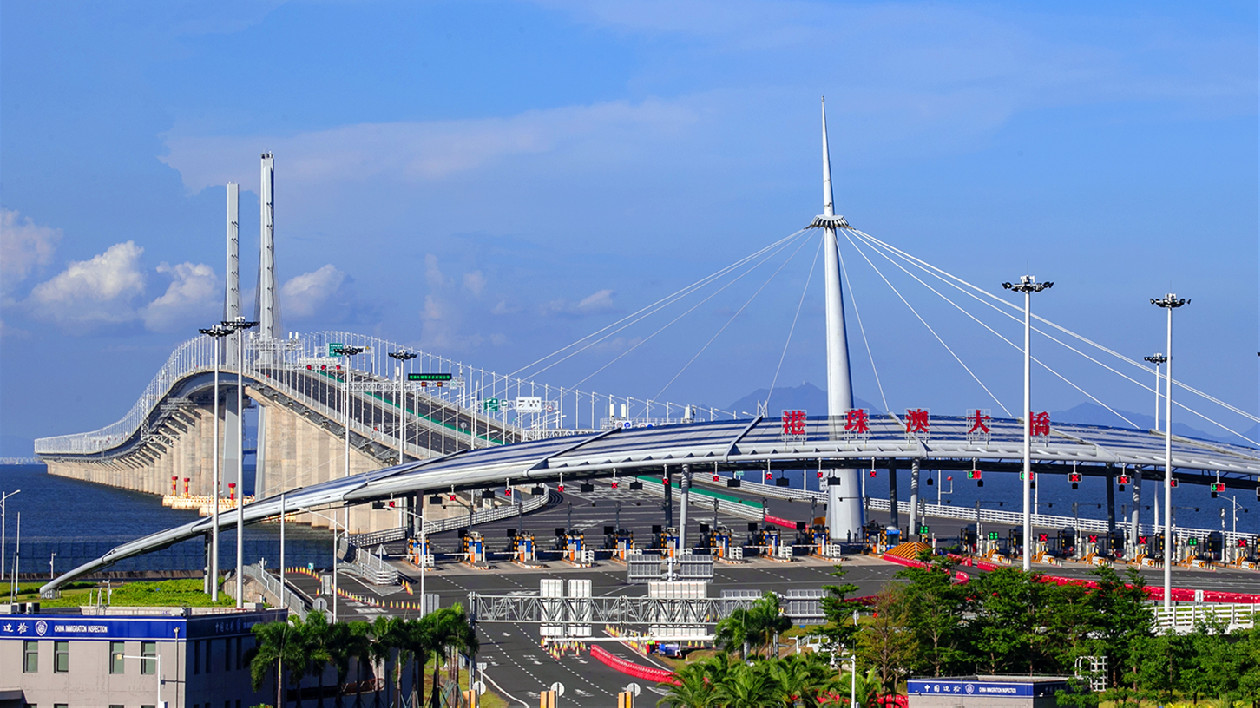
[10,578,236,608]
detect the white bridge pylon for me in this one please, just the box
[40,412,1260,596]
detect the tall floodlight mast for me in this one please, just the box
[809,98,863,540]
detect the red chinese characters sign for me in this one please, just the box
[844,409,870,434]
[966,409,992,443]
[905,409,930,438]
[782,410,807,437]
[1029,411,1050,438]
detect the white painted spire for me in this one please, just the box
[811,97,863,540]
[822,97,835,218]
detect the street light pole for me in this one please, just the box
[1144,354,1168,432]
[222,317,258,608]
[1004,275,1052,572]
[388,351,418,466]
[1,489,20,594]
[332,343,367,623]
[1151,293,1188,611]
[120,651,162,708]
[199,325,231,600]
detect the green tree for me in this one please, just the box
[325,620,371,708]
[656,659,716,708]
[298,612,336,707]
[423,606,479,708]
[711,660,783,708]
[893,555,968,677]
[1082,567,1152,689]
[370,615,408,707]
[247,614,312,708]
[768,652,841,708]
[715,593,792,658]
[857,586,917,698]
[821,566,863,652]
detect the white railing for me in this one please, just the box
[1153,603,1258,633]
[35,330,731,456]
[731,480,1253,545]
[637,477,764,522]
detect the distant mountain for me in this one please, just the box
[727,382,876,417]
[1050,402,1254,446]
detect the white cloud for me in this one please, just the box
[545,288,615,316]
[160,98,700,194]
[142,262,218,332]
[463,270,486,297]
[281,264,346,319]
[0,209,61,295]
[424,254,447,289]
[28,241,147,327]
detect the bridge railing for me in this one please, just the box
[36,329,730,456]
[35,335,217,455]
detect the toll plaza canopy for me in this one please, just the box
[42,415,1260,594]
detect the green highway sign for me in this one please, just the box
[328,342,344,356]
[482,397,500,411]
[408,372,453,382]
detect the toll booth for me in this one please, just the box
[753,527,781,557]
[565,531,586,563]
[961,525,978,555]
[1206,531,1223,563]
[1108,529,1126,560]
[1031,532,1050,562]
[605,526,634,561]
[1055,529,1074,558]
[408,538,433,569]
[808,525,830,556]
[710,527,732,558]
[1079,533,1100,562]
[653,527,680,558]
[1007,529,1023,559]
[462,531,485,566]
[510,530,536,564]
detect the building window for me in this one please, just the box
[235,637,243,670]
[54,641,69,673]
[193,639,200,674]
[109,641,125,674]
[23,640,37,673]
[141,640,156,674]
[225,634,233,671]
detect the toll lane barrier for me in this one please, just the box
[589,645,677,685]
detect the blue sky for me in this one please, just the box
[1,1,1256,456]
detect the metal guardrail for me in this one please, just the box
[734,480,1254,545]
[347,487,553,547]
[637,478,764,522]
[243,562,310,619]
[1152,603,1258,633]
[348,546,399,586]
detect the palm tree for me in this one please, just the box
[247,614,310,708]
[399,616,432,708]
[712,660,783,708]
[770,653,840,708]
[424,606,478,708]
[299,611,335,708]
[656,660,715,708]
[370,615,409,708]
[327,620,371,708]
[715,608,752,658]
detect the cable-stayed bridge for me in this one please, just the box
[33,107,1260,596]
